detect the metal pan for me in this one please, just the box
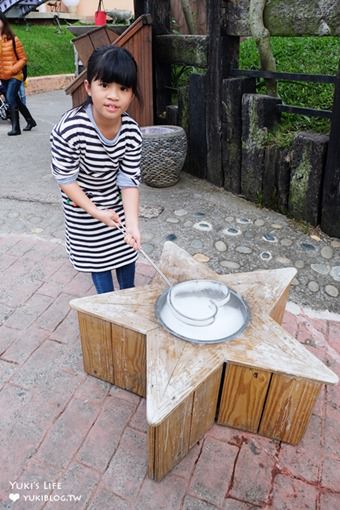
[155,279,250,344]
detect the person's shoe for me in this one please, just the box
[7,108,21,136]
[23,119,37,131]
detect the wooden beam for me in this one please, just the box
[321,66,340,237]
[154,35,208,67]
[224,0,340,36]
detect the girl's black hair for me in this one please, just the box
[87,45,140,101]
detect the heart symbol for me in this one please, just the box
[9,493,20,502]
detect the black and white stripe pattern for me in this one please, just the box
[50,106,142,272]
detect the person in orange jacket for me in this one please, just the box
[0,12,36,136]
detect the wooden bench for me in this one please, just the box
[70,242,338,481]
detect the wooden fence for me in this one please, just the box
[133,0,340,238]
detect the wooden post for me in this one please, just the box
[134,0,172,122]
[205,0,240,187]
[187,73,207,179]
[321,64,340,237]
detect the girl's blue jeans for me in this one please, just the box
[91,262,135,294]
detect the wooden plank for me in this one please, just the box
[187,73,207,179]
[217,363,271,433]
[65,69,86,95]
[321,67,340,237]
[77,312,114,384]
[189,366,223,448]
[89,28,112,52]
[148,395,192,481]
[134,0,170,35]
[134,1,171,121]
[72,85,87,109]
[111,324,146,397]
[269,286,289,325]
[74,39,95,69]
[259,374,322,444]
[205,0,223,186]
[72,27,118,66]
[222,77,256,193]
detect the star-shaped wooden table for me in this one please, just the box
[71,242,338,480]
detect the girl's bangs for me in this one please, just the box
[93,51,136,88]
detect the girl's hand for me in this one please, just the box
[95,209,121,227]
[124,225,141,251]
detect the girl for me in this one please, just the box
[50,45,142,294]
[0,12,36,135]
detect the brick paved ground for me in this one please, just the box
[0,234,339,510]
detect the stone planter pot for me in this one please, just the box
[140,125,187,187]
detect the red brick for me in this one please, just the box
[0,360,16,387]
[0,253,16,272]
[206,424,244,446]
[0,278,41,308]
[323,404,340,456]
[36,280,64,299]
[0,325,19,354]
[326,382,340,409]
[0,235,20,254]
[3,325,49,364]
[9,339,81,391]
[183,496,220,510]
[6,237,40,257]
[321,454,340,491]
[55,340,85,376]
[312,385,326,417]
[328,320,340,355]
[109,385,141,407]
[73,375,110,402]
[129,398,147,433]
[4,293,53,330]
[297,318,327,346]
[101,427,147,499]
[0,384,53,484]
[35,293,75,332]
[77,395,136,472]
[87,484,130,510]
[320,492,340,510]
[282,311,299,337]
[62,272,94,296]
[224,499,258,509]
[279,415,322,482]
[48,310,80,345]
[48,262,78,285]
[230,436,278,506]
[271,474,318,510]
[138,475,187,510]
[172,443,201,480]
[190,437,238,507]
[35,397,102,469]
[9,459,62,510]
[44,462,100,510]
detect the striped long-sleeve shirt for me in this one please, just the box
[50,105,142,272]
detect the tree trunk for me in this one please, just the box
[249,0,277,96]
